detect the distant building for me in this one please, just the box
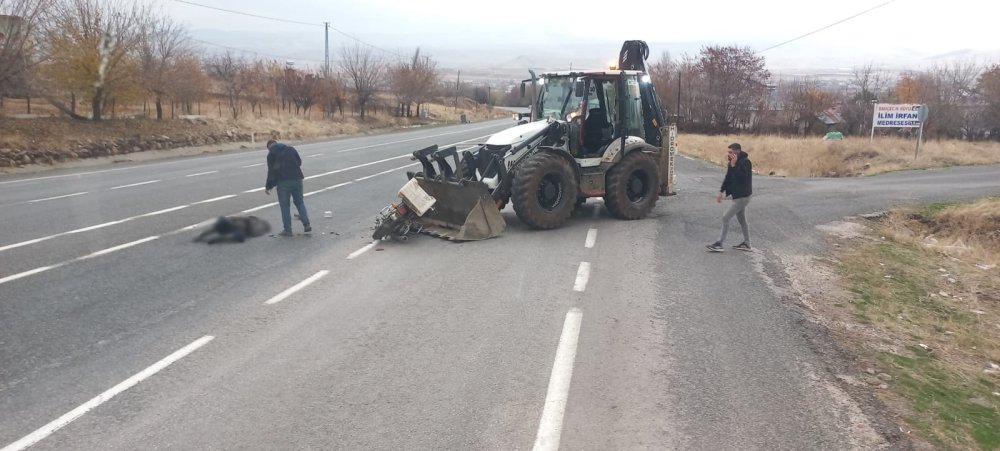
[0,15,24,41]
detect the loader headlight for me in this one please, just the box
[641,75,651,84]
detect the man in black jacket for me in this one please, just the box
[264,140,311,236]
[707,143,752,252]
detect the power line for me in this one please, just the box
[173,0,323,27]
[759,0,898,53]
[191,38,325,65]
[173,0,403,58]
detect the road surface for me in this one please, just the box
[2,119,999,450]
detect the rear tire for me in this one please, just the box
[511,152,578,229]
[604,151,659,220]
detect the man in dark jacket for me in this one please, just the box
[707,143,752,252]
[264,139,311,236]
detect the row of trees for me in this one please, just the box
[0,0,446,121]
[648,46,1000,139]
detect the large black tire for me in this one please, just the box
[604,151,659,220]
[511,152,579,229]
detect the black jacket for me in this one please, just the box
[720,151,752,199]
[265,143,305,190]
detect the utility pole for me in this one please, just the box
[324,22,330,75]
[455,70,461,111]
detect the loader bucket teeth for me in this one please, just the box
[411,177,505,241]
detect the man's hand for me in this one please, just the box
[264,188,271,195]
[716,191,724,203]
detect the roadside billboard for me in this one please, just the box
[872,103,923,128]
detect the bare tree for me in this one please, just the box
[694,46,770,132]
[206,51,248,119]
[977,64,1000,139]
[781,79,839,135]
[318,74,346,117]
[648,51,678,115]
[923,62,981,138]
[40,0,150,120]
[846,63,890,135]
[172,53,209,114]
[280,68,321,116]
[140,15,190,120]
[340,43,383,118]
[0,0,52,103]
[387,48,438,117]
[388,57,412,117]
[242,60,271,116]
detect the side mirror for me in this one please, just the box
[574,81,584,97]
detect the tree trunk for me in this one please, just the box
[40,93,87,120]
[155,96,163,121]
[92,88,104,120]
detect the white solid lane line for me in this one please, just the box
[532,308,583,451]
[0,149,454,284]
[0,265,64,286]
[240,163,264,168]
[243,187,265,193]
[26,192,88,203]
[1,195,234,254]
[110,180,160,190]
[573,262,591,292]
[79,236,162,260]
[335,125,501,153]
[240,202,279,214]
[584,229,597,249]
[305,154,323,158]
[353,163,419,182]
[0,167,133,185]
[0,121,507,186]
[264,270,330,305]
[304,181,353,197]
[0,336,214,451]
[303,154,410,181]
[192,194,237,205]
[185,171,218,177]
[347,241,379,259]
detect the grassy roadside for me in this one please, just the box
[679,134,1000,177]
[834,198,1000,450]
[0,100,509,170]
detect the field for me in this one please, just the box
[680,134,1000,177]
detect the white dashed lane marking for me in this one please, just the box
[264,271,330,305]
[532,308,583,451]
[0,336,214,451]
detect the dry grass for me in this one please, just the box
[680,134,1000,177]
[829,198,1000,450]
[886,198,1000,267]
[0,98,508,152]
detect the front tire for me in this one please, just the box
[511,152,579,229]
[604,151,659,220]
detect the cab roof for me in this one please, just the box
[540,70,646,77]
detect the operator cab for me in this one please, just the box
[531,71,652,159]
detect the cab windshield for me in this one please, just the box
[537,76,583,120]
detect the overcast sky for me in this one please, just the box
[164,0,999,74]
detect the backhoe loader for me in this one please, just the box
[372,40,676,241]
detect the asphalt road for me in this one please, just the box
[2,121,999,450]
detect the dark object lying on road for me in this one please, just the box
[194,216,271,244]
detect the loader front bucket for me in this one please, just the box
[412,177,505,241]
